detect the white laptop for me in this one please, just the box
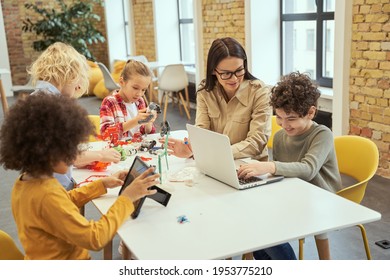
[186,124,284,190]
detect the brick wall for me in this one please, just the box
[132,0,156,61]
[350,0,390,177]
[1,0,108,85]
[2,0,31,85]
[202,0,245,65]
[88,2,109,67]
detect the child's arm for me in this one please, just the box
[137,100,157,134]
[237,161,276,178]
[122,109,154,134]
[100,97,124,136]
[272,126,336,182]
[43,170,159,252]
[142,109,157,134]
[73,149,121,168]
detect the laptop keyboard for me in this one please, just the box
[237,174,263,185]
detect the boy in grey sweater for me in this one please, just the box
[238,71,342,260]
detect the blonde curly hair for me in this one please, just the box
[28,42,90,98]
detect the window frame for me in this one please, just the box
[177,0,194,62]
[280,0,334,87]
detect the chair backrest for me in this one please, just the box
[267,115,282,149]
[158,64,189,92]
[88,115,101,142]
[335,135,379,203]
[11,75,35,94]
[96,62,120,92]
[129,55,148,63]
[0,230,24,260]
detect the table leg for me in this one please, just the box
[103,240,113,260]
[0,79,9,116]
[122,243,130,260]
[184,86,190,110]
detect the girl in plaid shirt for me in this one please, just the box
[100,60,157,139]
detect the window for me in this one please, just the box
[281,0,334,87]
[306,29,315,50]
[177,0,195,64]
[122,0,132,57]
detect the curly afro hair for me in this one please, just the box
[0,91,94,177]
[270,72,321,117]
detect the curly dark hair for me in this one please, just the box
[0,91,94,177]
[270,72,321,117]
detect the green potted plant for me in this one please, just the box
[22,0,105,61]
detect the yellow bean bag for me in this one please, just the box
[87,60,103,95]
[93,60,126,99]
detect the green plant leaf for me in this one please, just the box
[22,0,105,61]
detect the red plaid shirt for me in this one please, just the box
[100,91,156,139]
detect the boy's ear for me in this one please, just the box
[308,106,317,119]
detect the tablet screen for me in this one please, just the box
[119,156,153,195]
[118,156,171,219]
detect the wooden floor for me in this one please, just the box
[1,94,389,260]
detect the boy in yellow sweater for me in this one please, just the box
[0,92,159,259]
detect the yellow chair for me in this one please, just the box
[0,230,24,260]
[88,115,101,142]
[299,135,379,260]
[267,115,282,149]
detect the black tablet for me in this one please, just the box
[119,156,171,219]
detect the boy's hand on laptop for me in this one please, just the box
[237,162,276,179]
[158,137,193,158]
[120,167,159,202]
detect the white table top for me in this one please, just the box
[72,131,381,260]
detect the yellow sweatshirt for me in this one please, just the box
[11,175,134,260]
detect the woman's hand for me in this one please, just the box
[101,169,128,189]
[158,137,193,158]
[120,167,159,202]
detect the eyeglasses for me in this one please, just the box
[215,68,246,80]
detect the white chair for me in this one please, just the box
[11,76,35,96]
[128,55,148,63]
[96,62,120,92]
[157,64,191,122]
